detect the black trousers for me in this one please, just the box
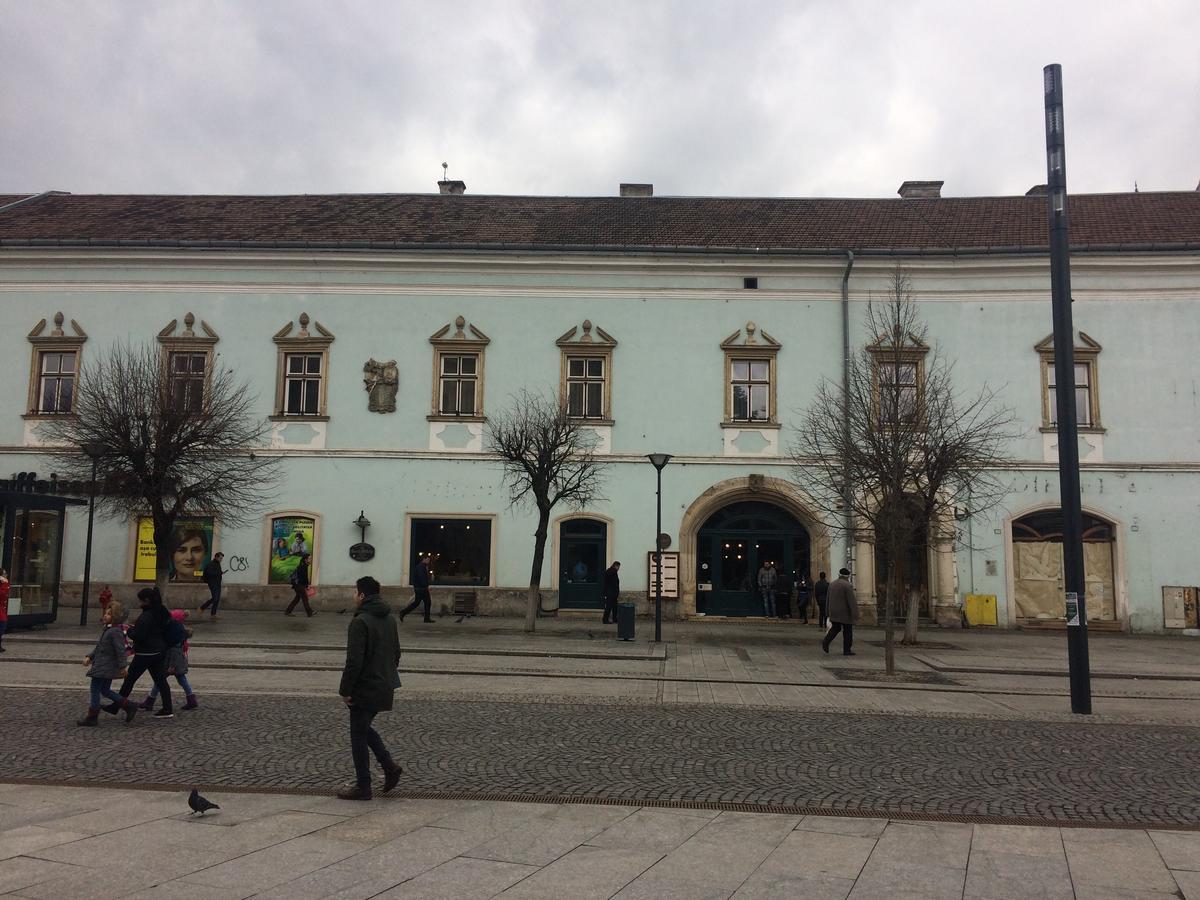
[400,589,431,621]
[602,595,618,623]
[817,598,829,628]
[286,584,313,616]
[349,706,393,787]
[824,621,854,654]
[119,652,173,712]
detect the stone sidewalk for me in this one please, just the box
[2,783,1199,899]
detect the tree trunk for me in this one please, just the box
[153,515,174,600]
[883,557,898,675]
[525,511,550,633]
[902,584,920,645]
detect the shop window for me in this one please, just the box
[410,517,492,586]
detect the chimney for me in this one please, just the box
[1026,184,1048,196]
[897,180,943,199]
[438,180,466,195]
[620,183,653,197]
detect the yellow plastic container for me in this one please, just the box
[965,594,998,626]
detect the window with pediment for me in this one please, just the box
[271,313,335,420]
[158,312,219,413]
[868,329,929,427]
[429,316,490,420]
[557,320,617,422]
[720,322,781,426]
[25,312,87,417]
[1036,332,1102,430]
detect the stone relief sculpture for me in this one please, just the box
[363,359,399,412]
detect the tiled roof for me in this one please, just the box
[1,190,1199,253]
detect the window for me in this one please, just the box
[439,353,478,416]
[410,517,492,585]
[557,320,617,423]
[25,312,87,419]
[1035,331,1102,430]
[170,351,207,413]
[567,357,605,418]
[158,311,218,415]
[720,322,780,428]
[730,358,770,422]
[429,316,490,420]
[877,361,920,426]
[272,313,334,420]
[37,351,76,414]
[284,353,322,416]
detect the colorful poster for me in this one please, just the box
[134,516,215,582]
[269,515,316,584]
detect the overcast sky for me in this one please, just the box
[2,0,1197,199]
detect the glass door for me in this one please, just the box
[10,508,62,619]
[558,519,606,609]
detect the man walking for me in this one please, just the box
[814,571,830,628]
[822,568,859,655]
[337,576,403,801]
[757,560,778,618]
[601,561,621,624]
[399,553,433,623]
[199,552,224,620]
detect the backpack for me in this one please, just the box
[166,617,188,647]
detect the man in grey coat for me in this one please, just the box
[822,567,860,656]
[337,576,403,801]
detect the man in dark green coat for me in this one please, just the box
[337,576,403,801]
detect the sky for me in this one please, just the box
[1,0,1197,199]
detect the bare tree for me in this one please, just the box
[790,266,1017,673]
[42,342,279,595]
[486,389,608,633]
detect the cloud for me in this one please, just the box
[1,0,1196,197]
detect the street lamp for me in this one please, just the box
[647,453,672,643]
[1043,63,1091,714]
[79,441,106,627]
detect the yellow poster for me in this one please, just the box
[134,516,215,582]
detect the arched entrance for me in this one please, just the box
[696,501,811,617]
[872,497,930,622]
[1011,508,1118,622]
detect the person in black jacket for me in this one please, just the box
[284,553,314,617]
[601,561,621,624]
[399,554,433,623]
[199,552,224,620]
[336,575,403,801]
[814,572,830,628]
[115,587,174,720]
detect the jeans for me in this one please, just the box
[761,589,776,617]
[824,622,854,654]
[148,672,193,700]
[400,589,431,621]
[200,583,221,615]
[89,677,122,709]
[119,652,173,713]
[349,705,393,788]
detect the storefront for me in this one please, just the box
[1,484,84,628]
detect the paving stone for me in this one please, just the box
[124,881,255,900]
[795,816,888,838]
[178,832,364,892]
[868,822,972,869]
[318,799,453,843]
[847,857,966,900]
[1063,829,1180,895]
[325,824,497,883]
[732,871,855,900]
[963,849,1073,900]
[1172,868,1200,900]
[498,845,663,900]
[969,823,1065,858]
[586,808,710,852]
[0,824,90,860]
[756,829,875,880]
[1149,829,1200,871]
[464,803,632,866]
[0,855,85,894]
[373,856,539,899]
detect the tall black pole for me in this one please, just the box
[654,465,663,643]
[79,455,99,627]
[1043,63,1092,714]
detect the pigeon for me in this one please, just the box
[188,789,219,815]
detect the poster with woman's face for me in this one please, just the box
[134,517,215,581]
[269,515,315,584]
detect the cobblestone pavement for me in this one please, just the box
[5,687,1200,828]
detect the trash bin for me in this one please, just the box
[617,602,636,641]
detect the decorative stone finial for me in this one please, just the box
[183,312,196,336]
[51,311,65,336]
[581,320,593,342]
[745,321,757,343]
[298,312,310,337]
[454,315,466,338]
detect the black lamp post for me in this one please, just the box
[1043,63,1092,714]
[79,441,106,627]
[647,453,672,643]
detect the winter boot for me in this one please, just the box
[182,694,199,710]
[138,696,155,711]
[122,699,138,724]
[76,708,100,727]
[336,783,372,801]
[381,761,404,794]
[102,700,122,715]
